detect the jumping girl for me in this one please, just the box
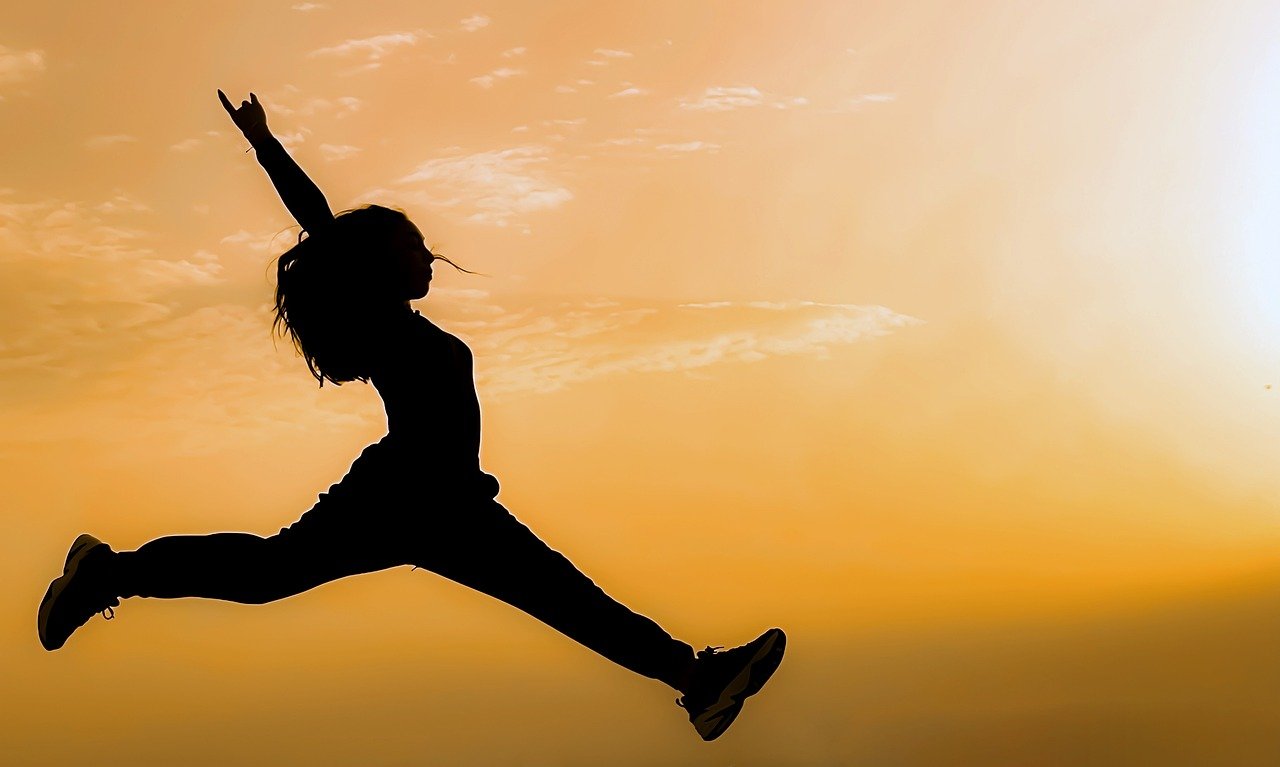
[37,90,785,741]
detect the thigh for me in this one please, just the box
[413,502,600,606]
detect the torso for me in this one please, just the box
[367,310,484,474]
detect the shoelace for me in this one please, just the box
[100,596,120,621]
[677,646,729,707]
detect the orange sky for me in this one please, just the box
[3,1,1278,763]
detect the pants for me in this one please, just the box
[111,444,694,689]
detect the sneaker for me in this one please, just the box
[37,534,119,651]
[677,627,786,741]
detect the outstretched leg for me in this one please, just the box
[111,526,402,604]
[411,501,696,691]
[38,461,411,651]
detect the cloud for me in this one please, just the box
[309,32,421,70]
[169,137,204,152]
[554,85,576,94]
[366,145,572,227]
[291,2,325,10]
[599,136,648,146]
[0,301,384,458]
[319,143,362,161]
[824,93,897,113]
[470,67,524,89]
[0,45,45,85]
[501,46,527,58]
[679,85,808,112]
[294,96,364,117]
[585,48,632,67]
[460,14,490,32]
[607,87,648,99]
[656,141,720,153]
[449,299,923,398]
[0,193,233,387]
[274,129,310,150]
[84,134,138,150]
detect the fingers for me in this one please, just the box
[250,92,259,105]
[217,89,236,114]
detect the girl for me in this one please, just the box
[37,90,785,741]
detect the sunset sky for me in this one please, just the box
[3,1,1279,764]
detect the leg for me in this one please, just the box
[413,501,695,690]
[111,529,401,604]
[111,473,409,604]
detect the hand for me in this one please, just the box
[218,89,270,141]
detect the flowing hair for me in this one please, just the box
[272,205,468,386]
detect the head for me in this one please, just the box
[272,204,461,386]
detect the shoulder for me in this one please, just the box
[411,312,473,359]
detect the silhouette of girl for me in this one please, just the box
[37,90,784,740]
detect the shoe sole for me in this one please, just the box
[37,534,104,651]
[693,627,787,741]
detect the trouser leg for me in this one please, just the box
[110,481,407,604]
[111,530,402,604]
[417,502,694,689]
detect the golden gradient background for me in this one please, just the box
[3,1,1278,764]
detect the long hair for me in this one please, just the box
[272,205,465,386]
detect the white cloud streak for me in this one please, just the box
[309,32,421,70]
[460,14,490,32]
[0,45,45,85]
[0,193,229,385]
[679,85,808,112]
[656,141,720,153]
[470,67,525,89]
[452,299,923,398]
[365,145,572,227]
[319,143,362,161]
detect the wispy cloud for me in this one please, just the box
[679,85,807,112]
[656,141,720,153]
[169,137,204,152]
[460,14,490,32]
[824,93,897,113]
[585,48,633,67]
[291,2,325,10]
[501,46,527,58]
[470,67,525,89]
[270,93,364,119]
[319,143,362,161]
[450,299,923,398]
[366,145,572,227]
[607,87,648,99]
[274,128,310,150]
[0,192,230,385]
[0,45,45,85]
[84,134,138,150]
[309,32,421,71]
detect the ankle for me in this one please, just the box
[673,658,697,694]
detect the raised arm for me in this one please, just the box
[218,90,334,234]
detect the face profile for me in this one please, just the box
[393,224,434,301]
